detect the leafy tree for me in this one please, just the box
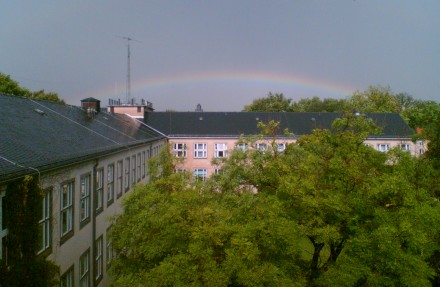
[243,92,292,112]
[0,72,64,103]
[348,85,400,113]
[291,97,348,112]
[110,115,440,286]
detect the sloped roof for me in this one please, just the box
[0,94,164,183]
[144,111,414,138]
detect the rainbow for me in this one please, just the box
[91,70,357,101]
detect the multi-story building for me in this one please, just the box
[0,94,165,286]
[144,111,417,180]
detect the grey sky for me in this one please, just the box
[1,1,439,111]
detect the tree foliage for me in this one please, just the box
[0,72,64,103]
[243,92,292,112]
[0,176,59,287]
[111,115,440,286]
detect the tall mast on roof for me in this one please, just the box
[120,36,141,104]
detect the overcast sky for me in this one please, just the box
[1,1,439,111]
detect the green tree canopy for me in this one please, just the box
[243,92,292,112]
[110,115,440,286]
[0,72,64,103]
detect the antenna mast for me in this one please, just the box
[123,37,132,104]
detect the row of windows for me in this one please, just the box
[174,168,223,182]
[173,142,287,159]
[371,142,424,154]
[60,232,112,287]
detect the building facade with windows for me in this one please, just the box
[0,94,165,286]
[144,111,418,179]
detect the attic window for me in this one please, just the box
[34,109,45,115]
[199,117,203,121]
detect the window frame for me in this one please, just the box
[107,164,115,206]
[137,153,141,182]
[79,248,90,287]
[38,188,52,255]
[60,180,74,243]
[95,235,103,284]
[131,155,136,185]
[124,157,130,192]
[173,143,187,158]
[141,151,146,179]
[214,143,228,158]
[193,168,207,182]
[194,143,207,158]
[79,174,91,228]
[60,265,74,287]
[377,144,390,152]
[116,160,123,199]
[95,168,104,214]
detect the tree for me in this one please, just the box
[110,115,440,286]
[243,92,292,112]
[0,72,64,103]
[348,86,400,113]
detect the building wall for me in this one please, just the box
[170,137,422,179]
[0,138,166,287]
[106,106,146,118]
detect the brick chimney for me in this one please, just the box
[81,97,101,112]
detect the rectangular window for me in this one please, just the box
[173,143,187,158]
[61,181,74,239]
[277,143,286,152]
[174,168,187,173]
[107,164,114,206]
[377,144,390,152]
[194,143,207,158]
[235,143,247,151]
[38,189,51,254]
[125,157,130,192]
[60,266,74,287]
[96,168,104,213]
[80,249,90,287]
[95,236,103,283]
[141,151,146,178]
[106,228,113,268]
[131,155,136,185]
[214,169,223,175]
[0,191,9,261]
[400,144,411,152]
[194,169,207,182]
[214,143,228,158]
[256,143,267,152]
[80,174,91,226]
[137,153,141,182]
[417,140,424,147]
[117,160,123,198]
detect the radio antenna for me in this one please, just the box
[118,36,141,104]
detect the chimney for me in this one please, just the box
[80,97,101,112]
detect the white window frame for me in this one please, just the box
[80,249,90,287]
[173,143,187,158]
[106,229,113,268]
[400,143,411,152]
[256,143,267,152]
[131,155,136,185]
[95,236,103,281]
[235,143,247,151]
[377,144,390,152]
[117,160,123,198]
[38,189,51,254]
[137,153,141,182]
[214,169,223,175]
[194,169,207,182]
[124,157,130,191]
[214,143,228,158]
[60,266,74,287]
[96,168,104,212]
[61,181,74,237]
[277,143,286,152]
[80,174,90,224]
[194,143,207,158]
[107,164,114,205]
[141,151,146,178]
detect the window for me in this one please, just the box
[141,151,146,178]
[173,143,187,158]
[194,143,207,158]
[0,191,9,261]
[137,153,141,182]
[400,144,411,152]
[137,106,141,113]
[38,189,51,254]
[80,249,90,287]
[117,160,123,199]
[96,168,104,213]
[106,228,113,268]
[80,174,91,227]
[256,143,267,152]
[214,169,223,175]
[107,164,114,206]
[277,143,286,153]
[377,144,390,152]
[131,155,136,185]
[174,168,187,173]
[214,143,228,158]
[61,181,74,240]
[60,266,74,287]
[124,157,130,192]
[194,169,207,182]
[236,143,247,151]
[417,140,425,147]
[95,236,103,283]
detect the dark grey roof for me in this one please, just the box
[0,94,164,183]
[81,97,100,103]
[144,111,414,138]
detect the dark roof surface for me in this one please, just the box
[81,97,101,103]
[0,94,164,183]
[144,111,414,138]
